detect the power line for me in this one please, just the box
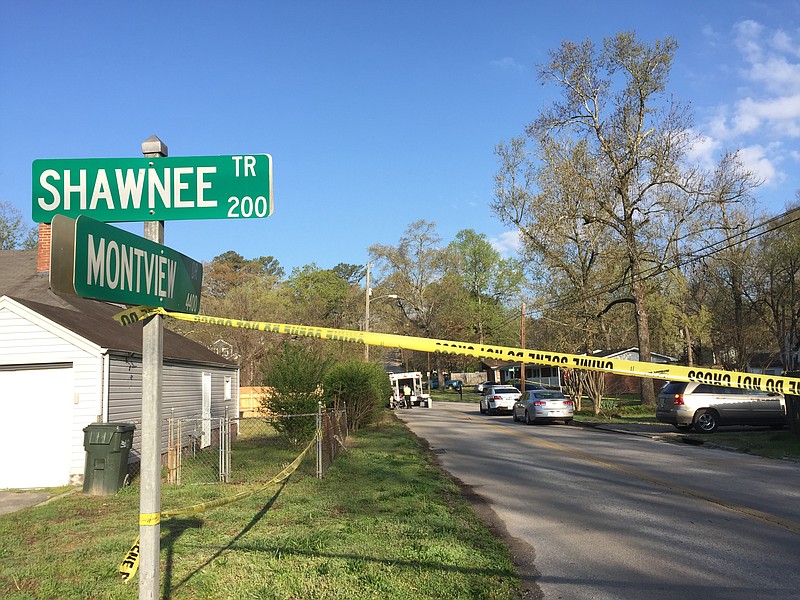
[537,204,800,313]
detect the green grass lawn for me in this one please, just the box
[573,401,800,459]
[0,414,521,599]
[427,389,480,403]
[573,402,658,423]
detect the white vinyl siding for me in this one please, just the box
[0,297,239,488]
[107,355,239,454]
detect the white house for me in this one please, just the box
[0,249,240,489]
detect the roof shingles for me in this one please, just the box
[0,250,233,365]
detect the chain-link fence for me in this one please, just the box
[124,404,348,486]
[318,404,349,477]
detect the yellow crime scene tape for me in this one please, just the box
[115,304,799,582]
[118,432,317,582]
[115,305,800,395]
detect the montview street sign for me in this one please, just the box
[50,215,203,313]
[33,154,272,223]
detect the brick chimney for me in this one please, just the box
[37,222,51,273]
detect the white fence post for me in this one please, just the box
[317,402,323,479]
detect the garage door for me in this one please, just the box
[0,365,73,489]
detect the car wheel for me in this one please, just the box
[693,409,719,433]
[525,410,534,425]
[674,424,692,432]
[564,418,573,425]
[479,402,486,414]
[513,410,520,422]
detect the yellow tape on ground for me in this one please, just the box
[114,305,800,395]
[118,536,139,582]
[118,435,315,582]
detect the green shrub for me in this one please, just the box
[260,342,335,446]
[324,361,392,430]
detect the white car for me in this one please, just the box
[474,380,492,393]
[480,385,521,415]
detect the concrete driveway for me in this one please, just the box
[0,490,60,515]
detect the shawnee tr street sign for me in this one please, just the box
[32,154,273,223]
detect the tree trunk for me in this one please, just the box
[684,323,694,366]
[631,268,656,406]
[732,269,747,371]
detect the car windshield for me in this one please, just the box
[494,387,519,394]
[533,391,565,399]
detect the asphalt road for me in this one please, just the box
[396,402,800,600]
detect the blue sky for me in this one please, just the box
[3,1,800,276]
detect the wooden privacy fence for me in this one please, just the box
[239,386,273,417]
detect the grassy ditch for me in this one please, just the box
[680,429,800,459]
[574,402,658,423]
[0,414,521,600]
[574,402,800,459]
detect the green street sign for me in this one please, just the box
[51,215,203,313]
[32,154,272,223]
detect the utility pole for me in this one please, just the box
[364,263,399,363]
[139,135,167,600]
[364,262,371,361]
[520,303,526,384]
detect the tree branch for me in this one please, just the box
[596,297,635,318]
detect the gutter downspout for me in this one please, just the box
[101,350,110,422]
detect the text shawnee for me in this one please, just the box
[37,165,218,212]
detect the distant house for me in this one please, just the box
[481,348,679,397]
[587,348,678,395]
[211,339,239,360]
[0,248,239,489]
[747,352,785,376]
[480,359,563,389]
[589,347,677,364]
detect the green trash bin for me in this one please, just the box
[82,423,136,495]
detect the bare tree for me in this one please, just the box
[495,32,753,404]
[0,201,37,249]
[752,205,800,371]
[368,220,449,381]
[494,135,628,358]
[368,220,446,338]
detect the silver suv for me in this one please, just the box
[480,385,521,415]
[656,381,786,433]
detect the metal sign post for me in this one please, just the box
[139,135,167,600]
[35,135,274,597]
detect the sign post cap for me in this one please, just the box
[141,135,168,157]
